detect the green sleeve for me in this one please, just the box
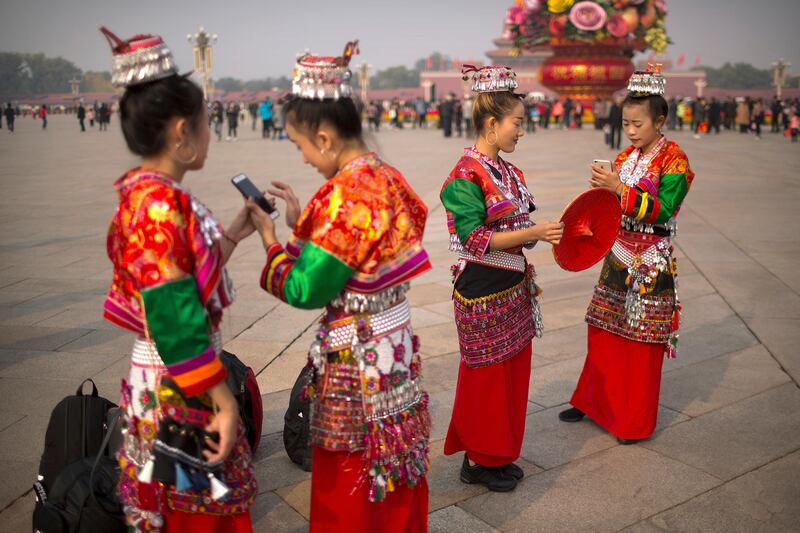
[655,173,689,224]
[441,179,487,243]
[261,242,354,309]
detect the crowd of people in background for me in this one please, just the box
[3,94,798,144]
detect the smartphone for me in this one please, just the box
[592,159,612,173]
[231,174,279,220]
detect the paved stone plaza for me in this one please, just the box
[0,115,799,532]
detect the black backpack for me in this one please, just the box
[37,380,118,494]
[283,366,313,471]
[32,380,125,533]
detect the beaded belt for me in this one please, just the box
[329,282,409,314]
[457,250,526,273]
[326,299,410,351]
[132,331,223,367]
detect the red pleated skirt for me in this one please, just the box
[570,325,664,440]
[163,508,252,532]
[444,343,532,467]
[309,447,429,533]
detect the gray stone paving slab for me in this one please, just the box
[643,383,800,481]
[429,505,499,533]
[458,445,721,533]
[624,449,800,533]
[660,344,792,416]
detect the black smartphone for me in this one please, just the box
[231,174,279,220]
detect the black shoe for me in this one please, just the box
[500,463,524,480]
[460,455,517,492]
[617,438,640,445]
[558,407,585,422]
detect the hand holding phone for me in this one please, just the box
[592,159,612,173]
[231,174,279,220]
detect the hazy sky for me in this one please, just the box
[1,0,798,80]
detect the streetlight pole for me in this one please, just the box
[357,63,371,103]
[693,77,707,99]
[187,27,218,100]
[772,58,790,100]
[69,77,81,110]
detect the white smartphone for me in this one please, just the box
[592,159,612,173]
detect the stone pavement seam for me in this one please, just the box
[250,314,321,378]
[613,444,800,533]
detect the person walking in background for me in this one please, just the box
[573,100,583,129]
[723,97,736,130]
[789,109,799,143]
[770,97,782,133]
[98,103,110,131]
[464,95,474,137]
[440,94,455,138]
[367,100,380,132]
[259,97,273,139]
[272,97,285,140]
[76,103,86,132]
[39,104,47,130]
[415,97,427,129]
[541,98,551,129]
[751,98,765,140]
[87,107,95,127]
[212,101,224,141]
[5,103,15,133]
[249,101,258,131]
[675,98,686,130]
[454,98,464,137]
[607,95,623,150]
[563,97,573,129]
[592,97,605,130]
[736,97,750,133]
[708,97,721,134]
[692,97,707,139]
[552,98,563,127]
[226,102,239,141]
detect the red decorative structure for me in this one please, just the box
[504,0,669,102]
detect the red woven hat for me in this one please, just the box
[553,188,622,272]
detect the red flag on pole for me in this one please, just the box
[676,53,685,66]
[426,56,433,70]
[694,55,701,66]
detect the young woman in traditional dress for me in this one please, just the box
[560,65,695,444]
[99,28,257,532]
[440,65,563,492]
[246,42,432,532]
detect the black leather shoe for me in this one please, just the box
[500,463,524,480]
[558,407,585,422]
[460,455,517,492]
[617,438,640,445]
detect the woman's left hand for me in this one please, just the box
[589,162,621,192]
[246,197,277,246]
[226,205,256,243]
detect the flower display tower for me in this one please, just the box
[504,0,669,100]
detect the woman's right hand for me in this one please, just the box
[530,221,564,245]
[203,381,240,464]
[267,180,302,228]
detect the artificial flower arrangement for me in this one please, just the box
[505,0,670,53]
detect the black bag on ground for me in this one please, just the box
[219,350,263,452]
[32,409,125,533]
[37,379,117,494]
[283,366,313,471]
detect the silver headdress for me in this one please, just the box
[100,27,180,88]
[462,65,518,94]
[292,40,359,100]
[627,63,666,97]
